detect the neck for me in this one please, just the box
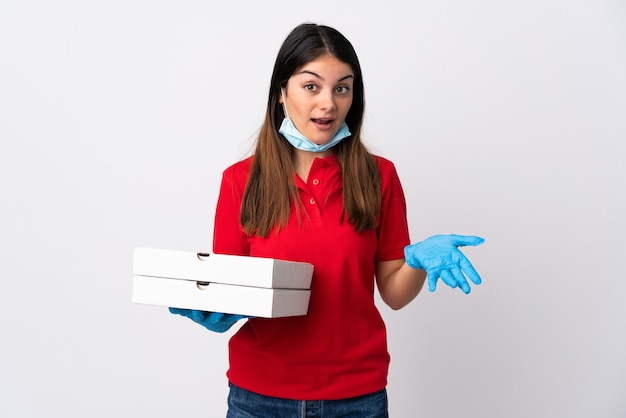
[293,149,332,182]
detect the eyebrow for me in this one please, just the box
[294,70,354,82]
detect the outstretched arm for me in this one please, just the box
[376,234,485,310]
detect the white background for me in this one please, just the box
[1,1,625,417]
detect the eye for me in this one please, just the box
[304,83,318,92]
[336,85,350,94]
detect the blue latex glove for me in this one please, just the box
[169,308,247,333]
[404,234,485,294]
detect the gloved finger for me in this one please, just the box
[449,267,471,294]
[207,312,225,324]
[439,269,460,290]
[189,310,210,323]
[213,325,231,333]
[449,234,485,248]
[220,315,244,327]
[169,307,190,316]
[170,308,198,320]
[459,257,482,285]
[427,270,441,292]
[210,314,245,333]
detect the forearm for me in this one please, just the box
[376,260,427,310]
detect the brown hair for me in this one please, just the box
[240,23,381,237]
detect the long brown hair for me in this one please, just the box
[240,23,381,237]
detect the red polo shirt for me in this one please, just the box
[213,154,410,400]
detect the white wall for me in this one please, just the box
[1,1,624,417]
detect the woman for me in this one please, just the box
[171,22,484,417]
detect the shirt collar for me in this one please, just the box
[294,153,341,188]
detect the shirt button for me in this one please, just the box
[312,179,320,186]
[309,198,316,205]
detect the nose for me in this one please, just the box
[318,89,336,112]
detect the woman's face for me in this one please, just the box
[281,54,354,146]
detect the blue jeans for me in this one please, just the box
[226,383,389,418]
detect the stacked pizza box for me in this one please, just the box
[132,247,313,318]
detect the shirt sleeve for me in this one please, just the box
[212,161,251,256]
[375,157,411,262]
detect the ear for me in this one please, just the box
[278,87,286,104]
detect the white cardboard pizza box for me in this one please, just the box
[132,247,313,290]
[131,247,314,318]
[132,275,311,318]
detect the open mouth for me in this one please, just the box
[312,118,333,127]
